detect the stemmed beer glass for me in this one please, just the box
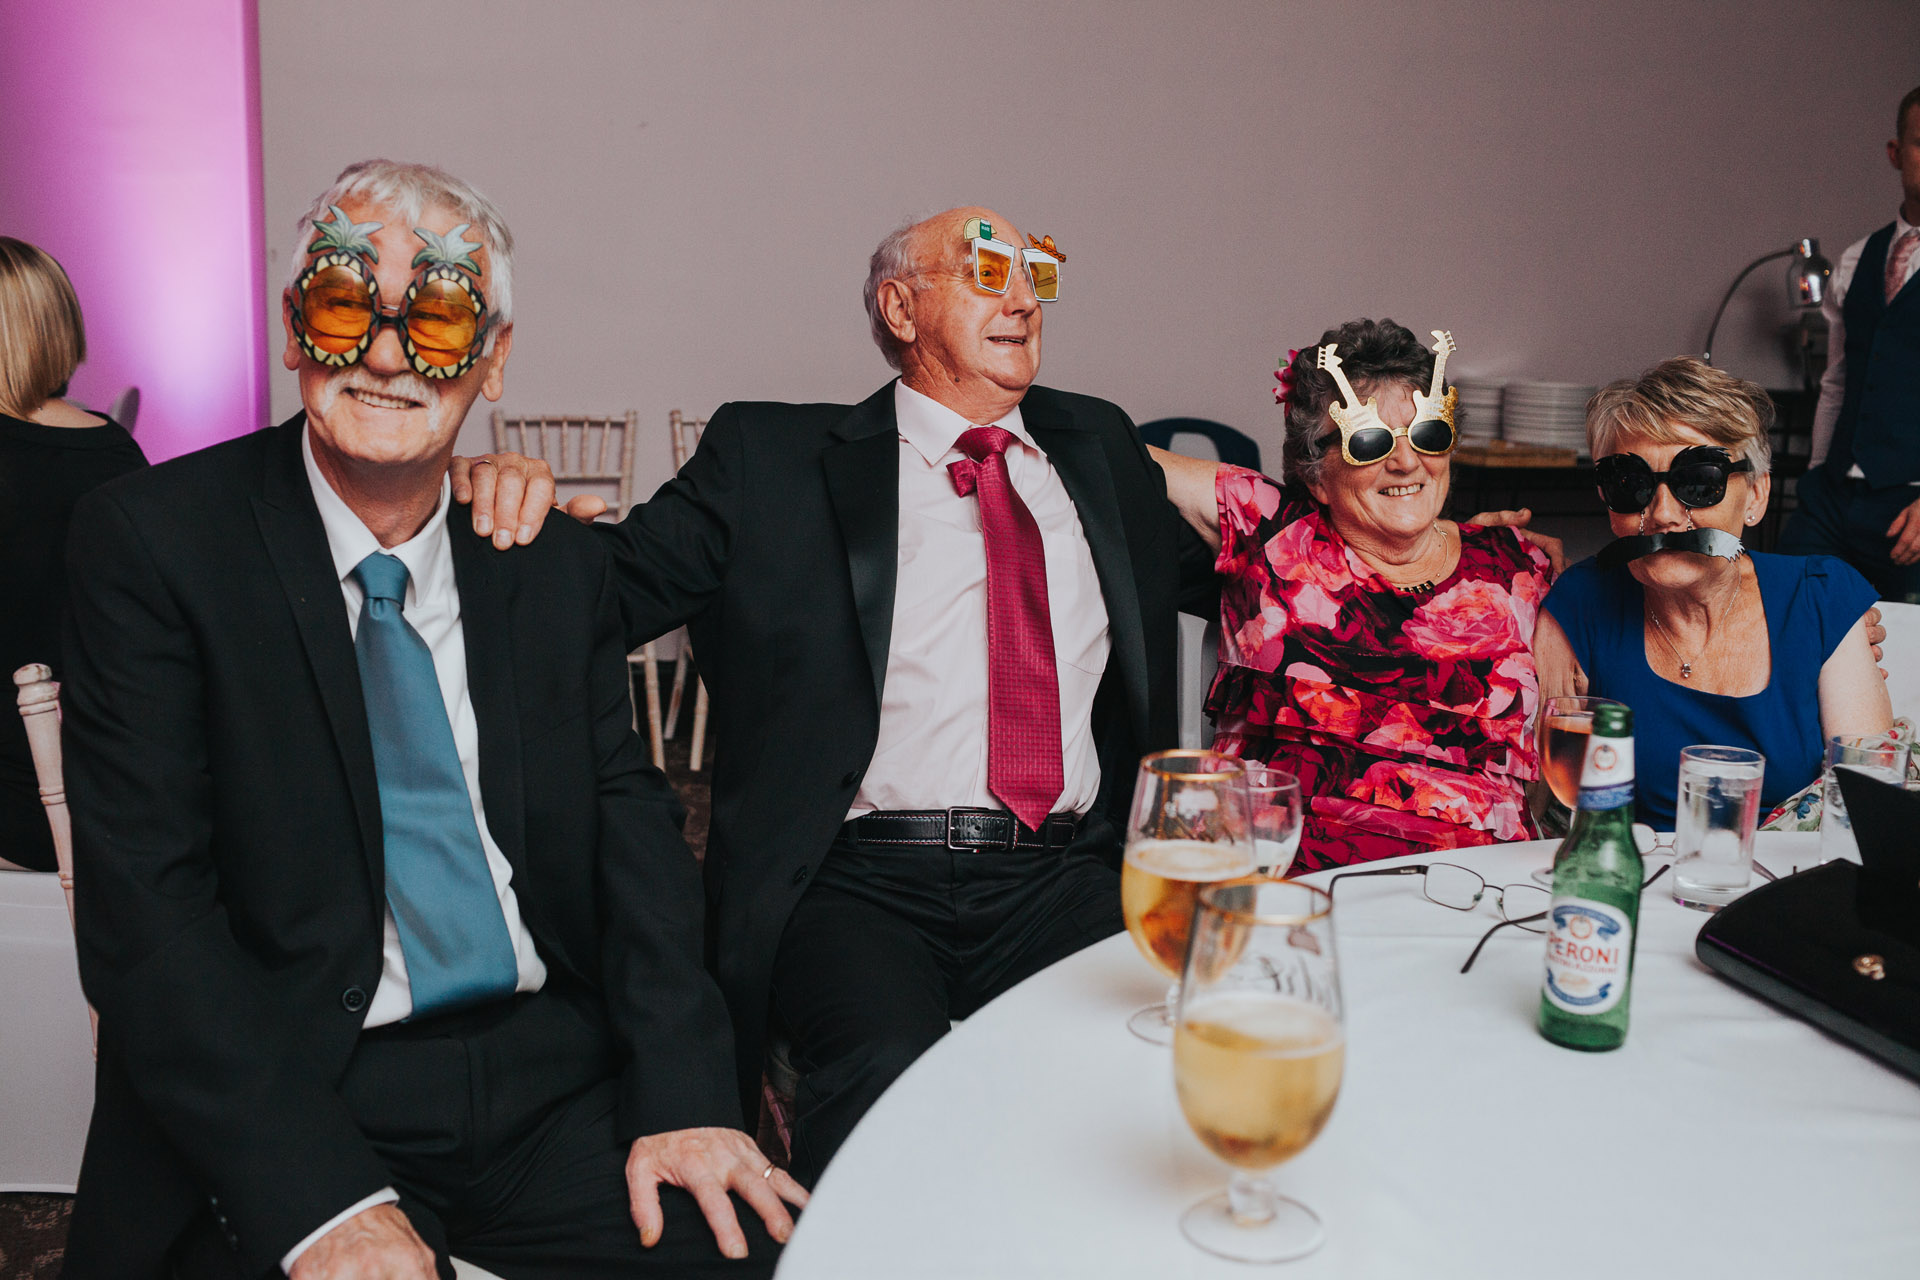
[1174,877,1343,1263]
[1120,751,1255,1044]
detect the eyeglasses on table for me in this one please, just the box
[1458,863,1672,974]
[1325,862,1549,930]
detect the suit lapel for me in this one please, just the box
[1025,395,1151,745]
[822,383,902,712]
[252,415,385,893]
[449,530,531,892]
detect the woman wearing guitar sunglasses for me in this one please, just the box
[1534,357,1891,828]
[1153,318,1556,870]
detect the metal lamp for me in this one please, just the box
[1702,238,1832,366]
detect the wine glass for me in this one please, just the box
[1533,695,1626,884]
[1120,751,1255,1044]
[1174,877,1342,1263]
[1244,764,1303,878]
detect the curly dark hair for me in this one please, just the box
[1279,318,1436,489]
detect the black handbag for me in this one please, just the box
[1694,769,1920,1083]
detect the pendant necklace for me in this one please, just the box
[1647,610,1695,679]
[1646,576,1739,681]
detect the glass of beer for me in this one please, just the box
[1533,695,1625,884]
[1174,877,1341,1263]
[1121,751,1255,1044]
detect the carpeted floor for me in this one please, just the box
[0,732,714,1280]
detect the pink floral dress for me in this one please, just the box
[1207,467,1551,870]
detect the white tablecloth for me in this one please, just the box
[0,868,94,1192]
[776,835,1920,1279]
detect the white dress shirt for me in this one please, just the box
[849,380,1111,820]
[286,428,548,1270]
[1808,210,1920,479]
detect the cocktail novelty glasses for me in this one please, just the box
[965,219,1061,302]
[290,208,494,380]
[1594,446,1755,514]
[1316,330,1459,466]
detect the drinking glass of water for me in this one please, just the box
[1671,746,1764,911]
[1817,734,1909,866]
[1245,764,1303,878]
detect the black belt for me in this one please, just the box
[841,808,1084,852]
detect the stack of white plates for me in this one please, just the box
[1452,379,1505,444]
[1501,381,1595,451]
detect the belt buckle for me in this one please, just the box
[945,808,1016,852]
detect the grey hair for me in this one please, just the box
[863,217,927,370]
[285,159,515,351]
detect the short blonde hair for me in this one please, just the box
[1586,356,1773,476]
[0,237,87,420]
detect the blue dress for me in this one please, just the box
[1542,552,1878,828]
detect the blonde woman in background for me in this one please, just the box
[0,237,145,870]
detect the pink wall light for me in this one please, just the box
[0,0,267,461]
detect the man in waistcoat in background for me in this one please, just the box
[1781,84,1920,601]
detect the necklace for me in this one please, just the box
[1646,610,1695,679]
[1646,573,1742,681]
[1381,523,1452,596]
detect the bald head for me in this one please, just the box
[862,206,1045,424]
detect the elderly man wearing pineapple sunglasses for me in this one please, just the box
[58,159,799,1280]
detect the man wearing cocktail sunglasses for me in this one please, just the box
[458,206,1220,1184]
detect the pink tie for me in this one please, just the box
[948,426,1065,831]
[1887,228,1919,304]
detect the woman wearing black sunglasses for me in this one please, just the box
[1535,357,1891,828]
[1152,318,1559,870]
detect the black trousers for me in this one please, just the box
[1778,464,1920,602]
[768,813,1123,1186]
[176,984,777,1279]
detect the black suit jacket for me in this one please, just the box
[597,381,1213,1110]
[58,417,738,1278]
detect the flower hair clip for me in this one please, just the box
[1273,349,1302,406]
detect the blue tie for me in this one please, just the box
[350,551,519,1018]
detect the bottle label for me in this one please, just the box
[1577,736,1634,811]
[1543,896,1633,1014]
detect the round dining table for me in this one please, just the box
[774,834,1920,1279]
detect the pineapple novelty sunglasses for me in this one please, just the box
[965,218,1062,302]
[289,206,495,380]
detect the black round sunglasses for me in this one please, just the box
[1594,445,1753,514]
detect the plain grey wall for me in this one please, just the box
[259,0,1920,495]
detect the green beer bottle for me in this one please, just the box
[1538,703,1642,1051]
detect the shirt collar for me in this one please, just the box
[1898,209,1917,238]
[893,378,1036,467]
[302,424,453,606]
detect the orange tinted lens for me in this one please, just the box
[1027,257,1059,301]
[302,266,374,352]
[975,245,1013,293]
[406,278,480,365]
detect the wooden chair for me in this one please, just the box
[662,411,711,771]
[14,663,94,1050]
[489,411,675,768]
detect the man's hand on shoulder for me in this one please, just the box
[288,1204,436,1280]
[449,453,608,549]
[626,1126,808,1260]
[1887,494,1920,566]
[1467,507,1568,576]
